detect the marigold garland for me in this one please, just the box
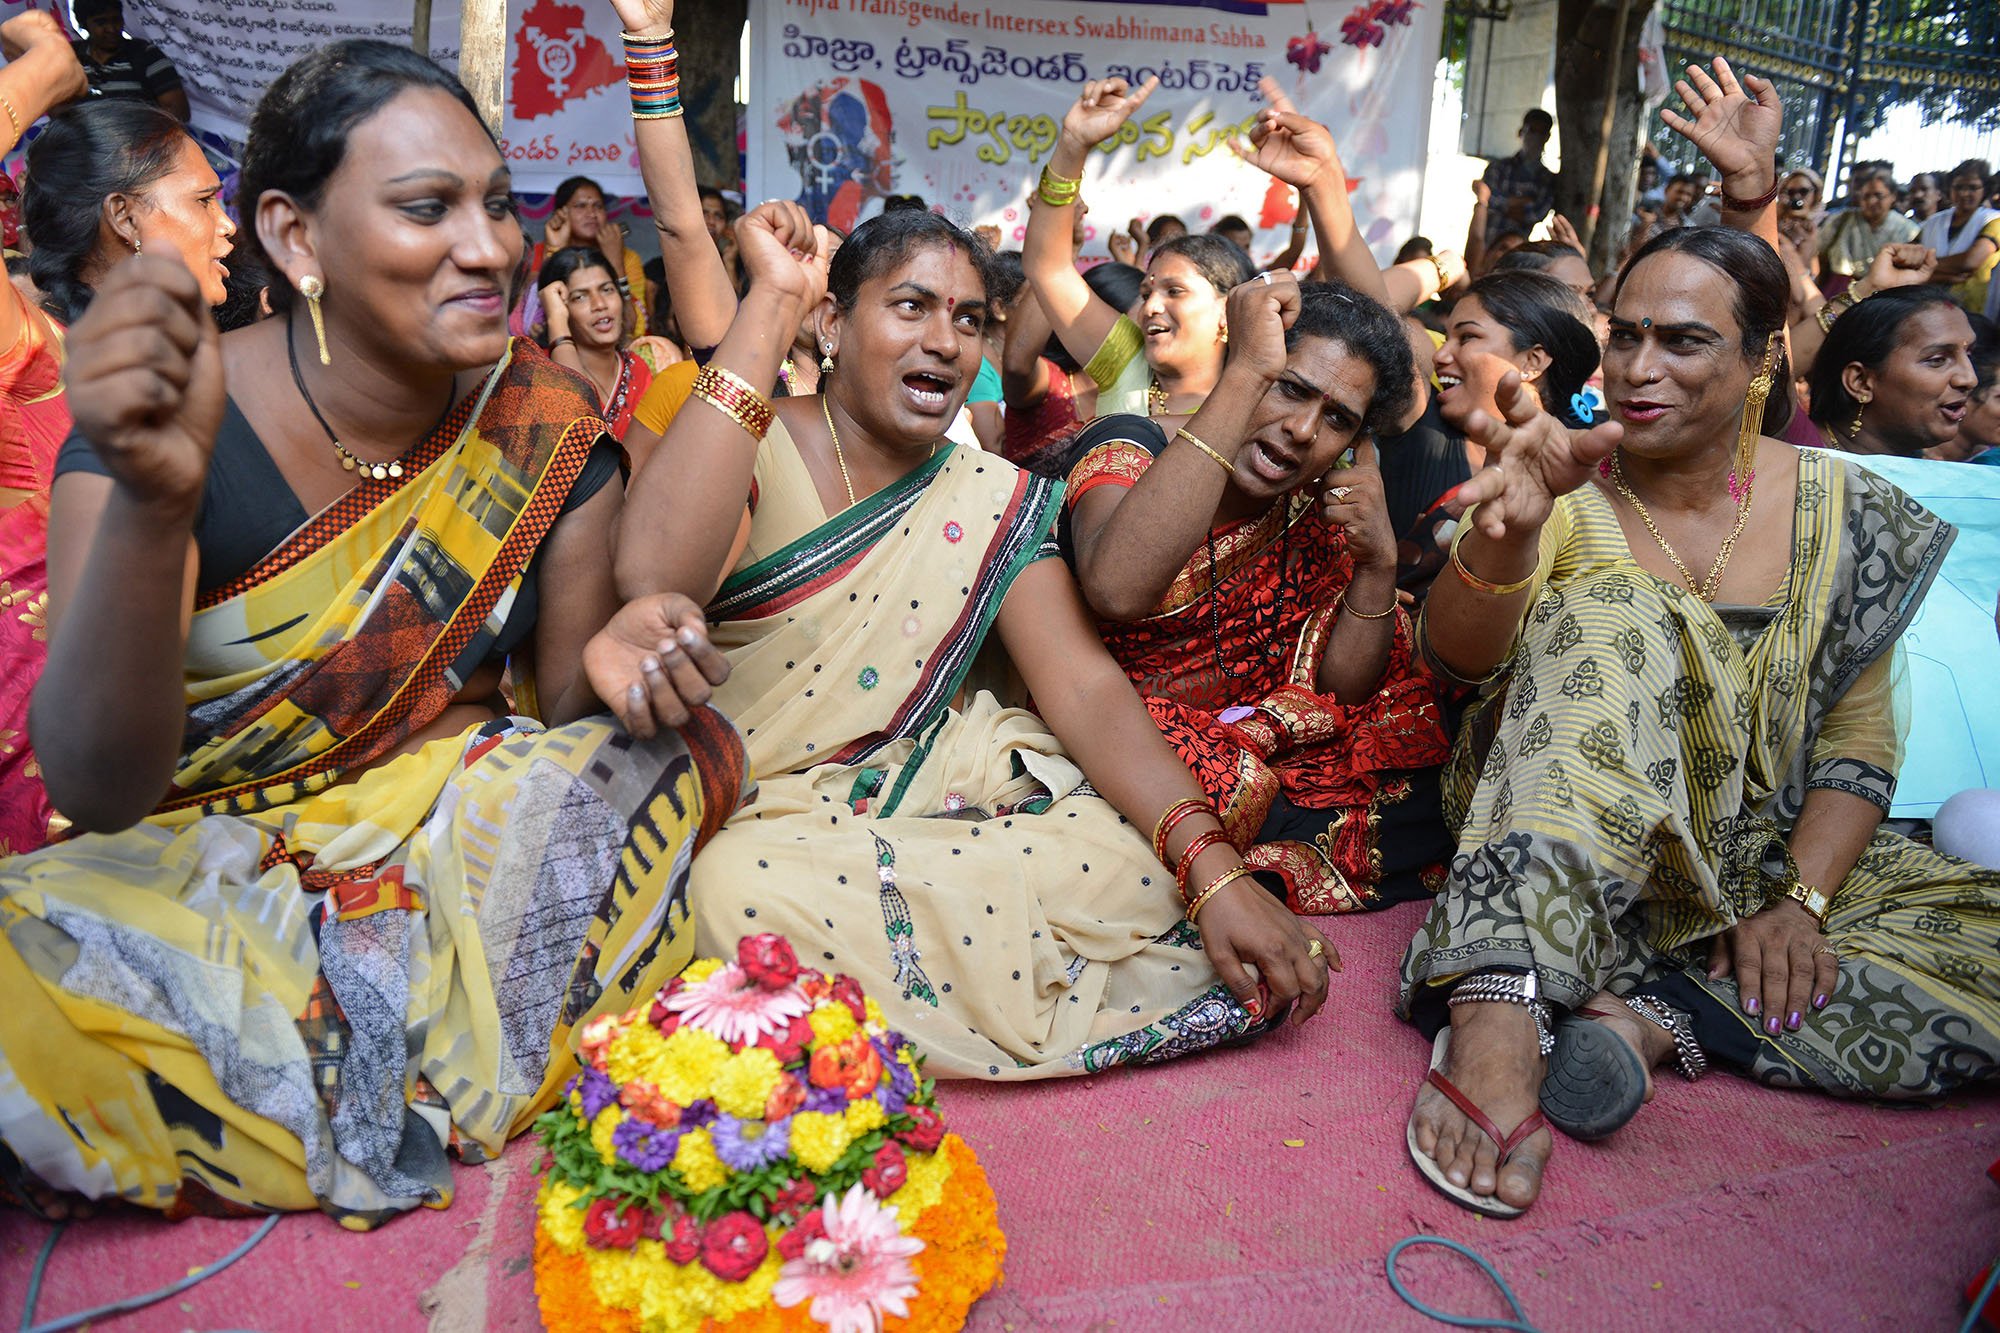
[533,935,1005,1332]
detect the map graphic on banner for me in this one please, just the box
[0,0,645,196]
[746,0,1442,264]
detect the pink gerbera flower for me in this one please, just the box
[771,1185,925,1333]
[663,962,811,1047]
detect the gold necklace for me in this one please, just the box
[821,395,859,508]
[1607,452,1752,602]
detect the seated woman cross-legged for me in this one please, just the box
[611,202,1335,1079]
[0,42,748,1225]
[1064,272,1456,914]
[1402,218,2000,1219]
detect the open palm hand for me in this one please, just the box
[1660,56,1781,184]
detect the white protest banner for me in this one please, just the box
[70,0,642,195]
[746,0,1442,264]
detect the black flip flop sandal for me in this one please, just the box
[1538,1009,1648,1141]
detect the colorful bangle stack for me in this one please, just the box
[1152,797,1214,862]
[624,29,682,120]
[1175,829,1233,902]
[1037,163,1081,209]
[690,365,774,441]
[1186,865,1253,923]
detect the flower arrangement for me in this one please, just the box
[532,934,1006,1333]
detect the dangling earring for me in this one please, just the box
[130,234,141,256]
[1732,331,1780,503]
[820,342,835,375]
[298,274,330,366]
[1849,396,1869,439]
[1217,321,1228,345]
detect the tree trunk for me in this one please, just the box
[676,0,748,191]
[1553,0,1654,274]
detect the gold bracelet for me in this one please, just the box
[1174,427,1234,476]
[1784,880,1832,927]
[1036,165,1081,209]
[690,365,775,441]
[1815,291,1856,335]
[1449,526,1535,597]
[0,94,21,141]
[1185,864,1254,923]
[1040,162,1081,187]
[1336,589,1397,620]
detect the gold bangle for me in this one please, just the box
[1185,864,1254,923]
[1040,162,1081,187]
[1449,526,1535,597]
[1174,427,1234,476]
[689,365,775,441]
[1036,167,1081,209]
[1336,589,1397,620]
[0,94,21,142]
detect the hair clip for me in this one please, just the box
[1570,392,1595,425]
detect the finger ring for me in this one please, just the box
[1814,944,1839,957]
[1258,271,1274,285]
[1306,939,1324,959]
[1328,486,1352,502]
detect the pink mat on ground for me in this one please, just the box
[5,902,1997,1331]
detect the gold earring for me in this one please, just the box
[1218,321,1228,345]
[1850,394,1869,438]
[131,235,141,255]
[820,343,835,374]
[298,274,330,366]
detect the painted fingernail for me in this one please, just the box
[1814,993,1828,1009]
[1786,1011,1802,1031]
[1745,996,1759,1015]
[1765,1016,1780,1035]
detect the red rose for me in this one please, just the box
[739,934,802,990]
[830,973,868,1022]
[758,1012,814,1064]
[699,1210,769,1282]
[769,1177,818,1222]
[776,1208,828,1261]
[764,1073,808,1122]
[898,1104,945,1154]
[638,1207,665,1241]
[663,1207,701,1265]
[583,1197,643,1250]
[860,1141,908,1197]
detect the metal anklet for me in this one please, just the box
[1447,970,1556,1056]
[1623,994,1708,1081]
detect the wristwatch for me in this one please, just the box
[1784,880,1832,927]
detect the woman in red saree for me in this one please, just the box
[0,20,237,853]
[1067,274,1454,914]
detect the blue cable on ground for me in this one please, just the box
[1962,1255,2000,1333]
[18,1213,281,1333]
[1386,1235,1542,1333]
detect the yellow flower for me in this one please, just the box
[589,1106,622,1165]
[843,1097,886,1136]
[608,1023,730,1106]
[863,996,886,1029]
[671,1127,730,1192]
[807,1002,858,1048]
[682,958,724,985]
[604,1022,670,1088]
[711,1047,783,1120]
[788,1110,854,1174]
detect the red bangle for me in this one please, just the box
[1176,829,1234,902]
[1720,174,1782,213]
[1153,798,1215,862]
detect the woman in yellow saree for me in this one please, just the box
[611,188,1336,1080]
[0,44,744,1227]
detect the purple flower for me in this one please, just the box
[613,1117,680,1172]
[873,1037,914,1114]
[804,1084,849,1115]
[579,1067,618,1119]
[681,1098,719,1129]
[712,1114,793,1171]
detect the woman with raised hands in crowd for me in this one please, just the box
[999,251,1143,475]
[1806,284,1979,456]
[0,39,750,1225]
[609,196,1335,1079]
[1062,264,1455,915]
[535,172,650,334]
[538,243,654,442]
[0,10,235,857]
[1399,59,2000,1221]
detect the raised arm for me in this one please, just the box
[1661,57,1783,252]
[0,14,86,350]
[35,258,222,832]
[1001,282,1055,410]
[1068,273,1296,621]
[1021,76,1156,369]
[1789,242,1934,379]
[1419,374,1620,685]
[1232,78,1388,305]
[614,202,826,606]
[610,0,737,349]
